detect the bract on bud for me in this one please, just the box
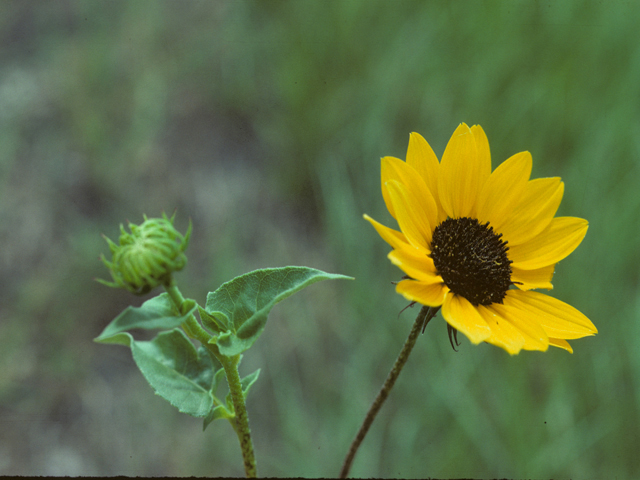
[98,213,192,295]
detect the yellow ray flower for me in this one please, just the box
[365,124,597,355]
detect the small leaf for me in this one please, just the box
[180,299,197,316]
[212,368,227,396]
[94,293,197,343]
[129,329,217,417]
[203,404,234,431]
[197,305,228,334]
[205,266,352,356]
[241,369,261,398]
[94,332,134,347]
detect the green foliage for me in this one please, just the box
[95,295,219,419]
[94,265,351,452]
[196,305,226,334]
[205,267,353,356]
[125,329,217,418]
[203,403,234,430]
[240,369,260,398]
[94,293,197,344]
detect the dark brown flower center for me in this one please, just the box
[429,217,512,306]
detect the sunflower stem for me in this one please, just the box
[339,305,439,478]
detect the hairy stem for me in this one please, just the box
[339,305,439,478]
[164,280,257,477]
[218,352,257,478]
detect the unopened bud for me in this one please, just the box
[98,213,192,295]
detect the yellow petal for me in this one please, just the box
[381,156,437,222]
[438,123,483,218]
[385,180,433,249]
[470,125,492,180]
[396,278,447,307]
[469,125,492,217]
[509,217,588,270]
[441,294,491,344]
[490,295,550,351]
[363,214,412,251]
[511,264,555,290]
[548,338,573,353]
[477,151,532,231]
[406,132,441,218]
[380,156,401,219]
[476,305,525,355]
[499,178,564,246]
[506,290,597,339]
[388,248,440,283]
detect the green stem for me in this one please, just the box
[164,280,211,343]
[217,352,257,478]
[164,280,257,478]
[339,305,439,478]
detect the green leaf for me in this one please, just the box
[203,404,233,431]
[94,332,133,347]
[241,369,261,398]
[212,368,227,395]
[94,293,197,343]
[127,329,218,417]
[205,266,352,356]
[197,304,228,334]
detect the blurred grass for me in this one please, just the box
[0,0,638,477]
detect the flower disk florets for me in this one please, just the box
[99,213,192,295]
[430,217,512,306]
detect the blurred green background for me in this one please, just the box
[1,0,638,477]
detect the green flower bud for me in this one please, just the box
[98,212,192,295]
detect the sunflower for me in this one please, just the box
[364,123,597,354]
